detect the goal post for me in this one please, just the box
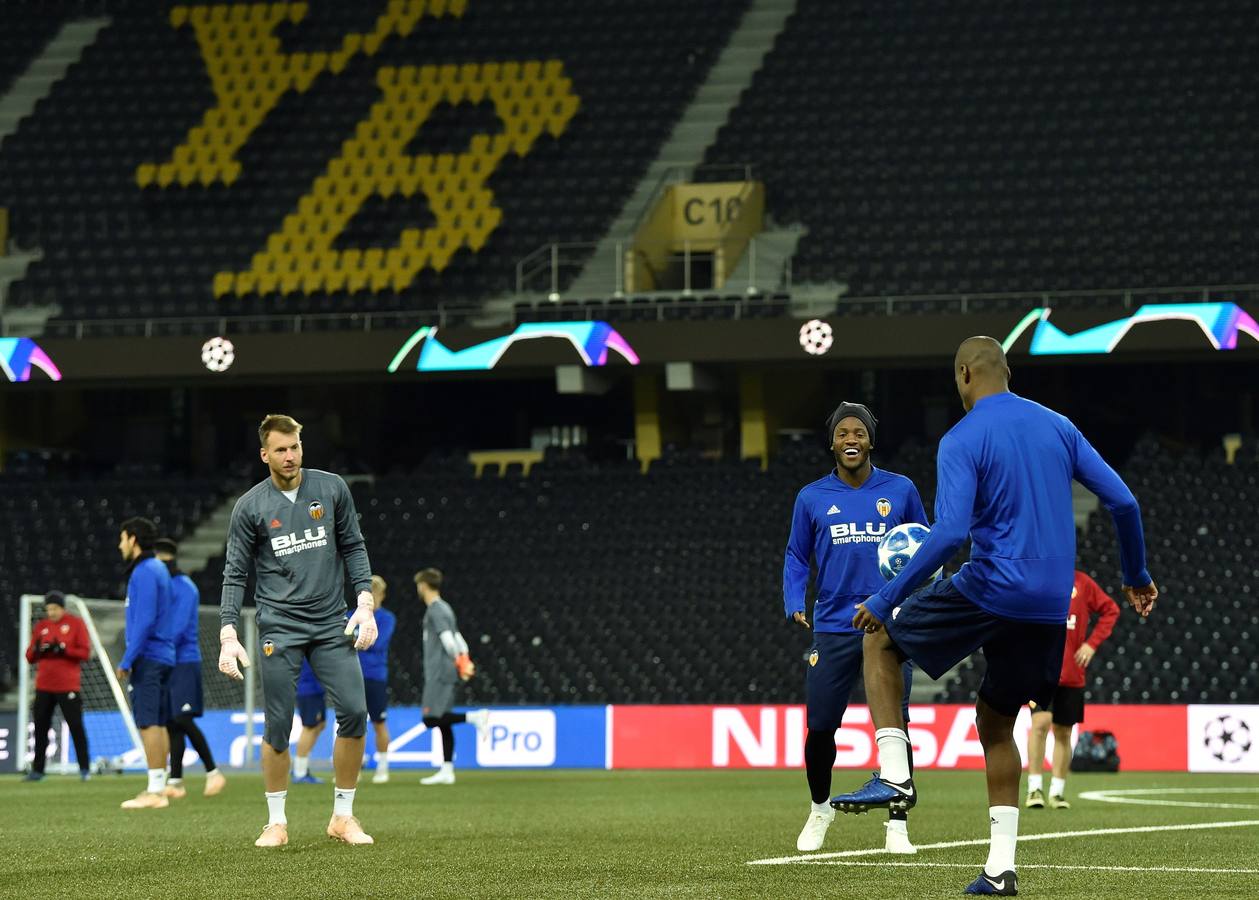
[17,594,259,773]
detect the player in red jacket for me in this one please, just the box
[23,591,93,780]
[1026,570,1119,809]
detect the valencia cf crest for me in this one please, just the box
[876,498,892,518]
[308,500,324,521]
[263,640,274,657]
[808,650,819,667]
[270,518,282,529]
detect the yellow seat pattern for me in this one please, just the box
[145,0,579,297]
[217,62,578,294]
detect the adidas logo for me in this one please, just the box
[826,504,841,515]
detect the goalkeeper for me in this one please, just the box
[415,568,488,785]
[219,414,379,848]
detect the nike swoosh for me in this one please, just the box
[884,781,914,795]
[984,877,1006,890]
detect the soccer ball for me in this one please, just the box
[877,522,940,582]
[1203,714,1253,764]
[201,336,235,373]
[799,319,833,356]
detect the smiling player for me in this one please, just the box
[783,401,929,854]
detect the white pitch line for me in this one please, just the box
[747,819,1259,866]
[786,861,1259,875]
[1079,787,1259,810]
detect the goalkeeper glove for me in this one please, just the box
[455,653,476,681]
[344,591,378,651]
[218,624,252,680]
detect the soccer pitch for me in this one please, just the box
[4,770,1257,898]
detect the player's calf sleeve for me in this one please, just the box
[441,724,456,762]
[180,717,217,772]
[804,729,838,805]
[167,723,186,779]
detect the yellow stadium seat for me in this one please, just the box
[212,272,235,298]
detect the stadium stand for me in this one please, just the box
[0,0,749,321]
[5,438,1255,707]
[0,460,235,690]
[703,0,1259,297]
[0,6,67,98]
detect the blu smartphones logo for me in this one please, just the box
[0,337,61,382]
[388,321,640,373]
[1002,303,1259,355]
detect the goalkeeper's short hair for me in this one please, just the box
[414,568,443,591]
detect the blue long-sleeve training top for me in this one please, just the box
[353,606,396,681]
[171,572,202,664]
[867,392,1150,624]
[122,555,176,669]
[784,467,929,633]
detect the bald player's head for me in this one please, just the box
[954,336,1011,411]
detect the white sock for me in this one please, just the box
[376,752,389,773]
[265,790,288,826]
[206,768,218,777]
[147,769,167,794]
[1050,777,1066,797]
[874,728,911,784]
[440,761,454,775]
[886,818,908,835]
[294,755,309,778]
[1027,774,1043,793]
[985,806,1019,875]
[810,801,832,816]
[168,777,183,787]
[333,786,356,817]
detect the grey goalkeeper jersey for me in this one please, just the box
[422,599,460,686]
[220,468,372,629]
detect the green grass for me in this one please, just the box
[3,770,1257,898]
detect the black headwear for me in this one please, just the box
[43,590,66,607]
[825,401,878,448]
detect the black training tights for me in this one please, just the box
[422,712,467,762]
[167,714,216,778]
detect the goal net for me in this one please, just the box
[17,594,258,773]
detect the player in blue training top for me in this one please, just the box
[833,337,1158,897]
[155,538,226,799]
[783,401,928,855]
[116,516,178,810]
[292,659,328,784]
[358,575,397,784]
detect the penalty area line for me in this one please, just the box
[747,819,1259,866]
[779,861,1259,875]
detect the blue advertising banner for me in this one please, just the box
[69,706,608,772]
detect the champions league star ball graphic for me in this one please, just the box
[1203,714,1253,764]
[799,319,833,356]
[200,336,235,373]
[877,523,941,582]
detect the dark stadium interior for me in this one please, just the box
[2,2,1258,727]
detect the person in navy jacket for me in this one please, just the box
[117,516,178,810]
[783,401,929,855]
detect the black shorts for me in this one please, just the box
[805,631,912,732]
[1031,685,1086,726]
[129,658,172,728]
[884,576,1066,717]
[167,661,204,719]
[296,691,326,728]
[364,678,389,723]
